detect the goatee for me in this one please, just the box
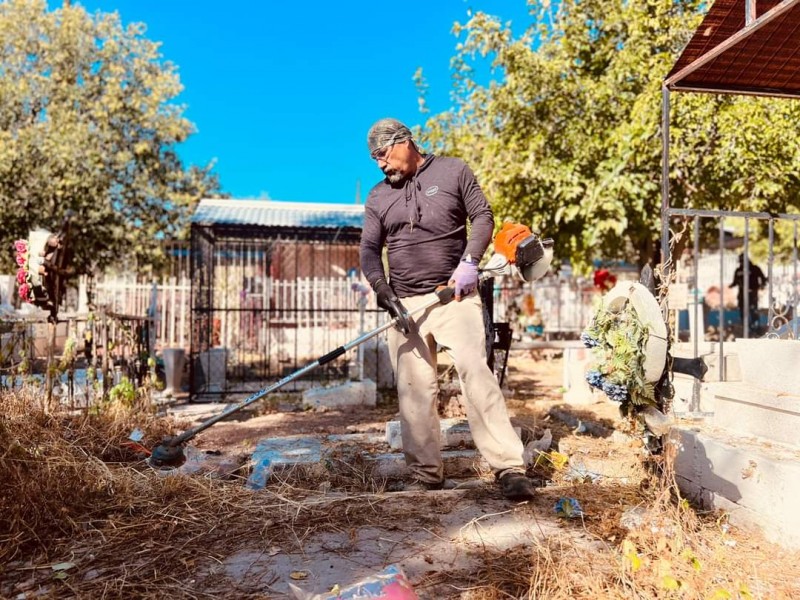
[385,171,404,184]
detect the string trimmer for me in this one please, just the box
[148,223,554,468]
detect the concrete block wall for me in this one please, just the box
[670,426,800,549]
[302,379,377,410]
[712,383,800,447]
[731,339,800,396]
[670,339,800,549]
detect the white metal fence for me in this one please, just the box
[90,272,608,352]
[92,275,191,350]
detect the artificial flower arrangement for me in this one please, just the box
[14,231,55,309]
[580,294,657,410]
[14,239,35,304]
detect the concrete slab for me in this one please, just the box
[385,419,522,451]
[671,342,741,383]
[152,446,242,479]
[302,379,377,410]
[169,402,239,421]
[669,424,800,550]
[562,345,597,405]
[326,433,385,445]
[369,449,489,479]
[360,338,394,387]
[386,418,466,451]
[711,382,800,447]
[245,433,491,488]
[670,374,716,416]
[247,436,323,489]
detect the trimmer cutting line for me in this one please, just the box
[148,224,554,469]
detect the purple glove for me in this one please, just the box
[449,259,479,300]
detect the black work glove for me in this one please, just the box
[374,280,413,334]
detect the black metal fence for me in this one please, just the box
[663,210,799,344]
[189,223,395,400]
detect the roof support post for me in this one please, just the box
[746,0,757,25]
[744,218,751,337]
[660,85,671,297]
[768,218,775,331]
[718,218,726,375]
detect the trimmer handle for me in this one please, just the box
[435,286,456,304]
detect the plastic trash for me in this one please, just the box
[128,428,144,442]
[522,428,552,467]
[247,437,322,490]
[565,459,602,483]
[554,497,584,518]
[289,564,419,600]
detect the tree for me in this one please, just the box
[0,0,221,276]
[419,0,800,272]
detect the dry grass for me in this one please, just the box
[0,386,176,561]
[420,447,800,600]
[2,386,800,599]
[0,388,412,598]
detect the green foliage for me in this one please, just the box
[0,0,222,275]
[108,376,135,407]
[57,335,77,370]
[419,0,800,272]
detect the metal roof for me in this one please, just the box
[192,199,365,230]
[666,0,800,98]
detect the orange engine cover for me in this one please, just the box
[493,222,533,263]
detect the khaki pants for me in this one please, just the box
[387,291,525,483]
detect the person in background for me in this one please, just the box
[729,254,767,334]
[359,118,536,500]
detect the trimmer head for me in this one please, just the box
[148,437,186,469]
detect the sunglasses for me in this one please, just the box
[370,143,395,162]
[370,135,409,161]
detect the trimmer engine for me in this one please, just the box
[485,222,554,282]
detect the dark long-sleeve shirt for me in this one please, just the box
[730,264,767,300]
[360,154,494,297]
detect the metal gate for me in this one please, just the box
[189,218,394,401]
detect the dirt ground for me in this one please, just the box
[190,353,615,454]
[187,353,634,495]
[166,352,646,599]
[5,350,800,599]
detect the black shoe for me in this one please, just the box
[403,478,456,492]
[498,471,536,500]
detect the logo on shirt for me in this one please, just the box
[425,185,439,197]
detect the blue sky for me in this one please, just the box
[73,1,534,204]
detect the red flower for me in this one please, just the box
[16,268,27,284]
[18,283,31,302]
[15,253,27,267]
[593,269,617,292]
[14,240,28,254]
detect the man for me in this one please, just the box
[359,118,536,500]
[729,254,767,334]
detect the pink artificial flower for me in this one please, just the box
[14,239,28,254]
[18,283,31,302]
[16,268,27,284]
[16,253,27,267]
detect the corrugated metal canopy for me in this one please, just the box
[192,198,365,230]
[666,0,800,98]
